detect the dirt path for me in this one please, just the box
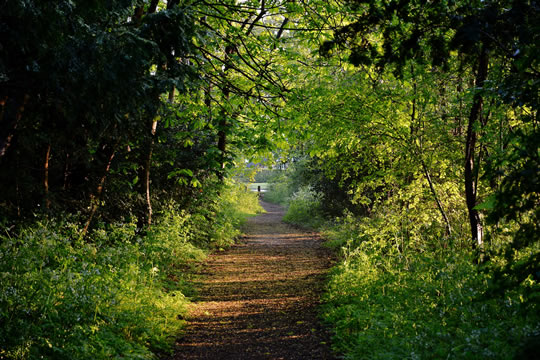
[171,200,336,360]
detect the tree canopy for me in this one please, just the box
[0,0,538,358]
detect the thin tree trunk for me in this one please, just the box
[421,158,452,236]
[82,142,118,236]
[63,152,70,190]
[143,87,173,227]
[142,106,162,228]
[141,0,176,224]
[217,111,228,180]
[216,0,267,179]
[409,66,452,238]
[217,47,233,181]
[144,120,158,226]
[142,88,173,227]
[217,43,237,180]
[0,95,29,158]
[133,6,144,24]
[44,144,51,209]
[133,0,162,227]
[464,47,488,253]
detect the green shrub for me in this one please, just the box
[0,181,262,359]
[254,169,284,183]
[189,181,263,249]
[282,186,325,228]
[263,174,293,205]
[0,217,189,359]
[321,219,540,360]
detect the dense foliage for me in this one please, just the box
[0,183,261,358]
[322,219,538,359]
[263,1,539,358]
[1,0,275,357]
[1,0,538,358]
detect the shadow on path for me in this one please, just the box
[170,201,336,360]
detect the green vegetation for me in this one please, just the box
[0,182,261,359]
[264,164,326,227]
[265,156,539,358]
[322,216,539,360]
[262,1,540,355]
[1,0,538,359]
[262,179,292,206]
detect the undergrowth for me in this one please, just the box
[0,182,262,359]
[264,164,539,359]
[262,174,292,206]
[321,213,540,360]
[264,166,325,228]
[282,186,325,229]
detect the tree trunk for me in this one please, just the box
[137,0,176,226]
[0,95,29,158]
[148,0,159,14]
[217,111,228,180]
[141,0,176,224]
[464,47,488,253]
[44,144,51,209]
[134,0,163,227]
[409,66,452,238]
[217,45,235,181]
[82,142,118,236]
[133,6,144,24]
[143,121,158,226]
[421,158,452,237]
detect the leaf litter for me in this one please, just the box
[170,201,336,360]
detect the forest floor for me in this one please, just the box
[169,200,336,360]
